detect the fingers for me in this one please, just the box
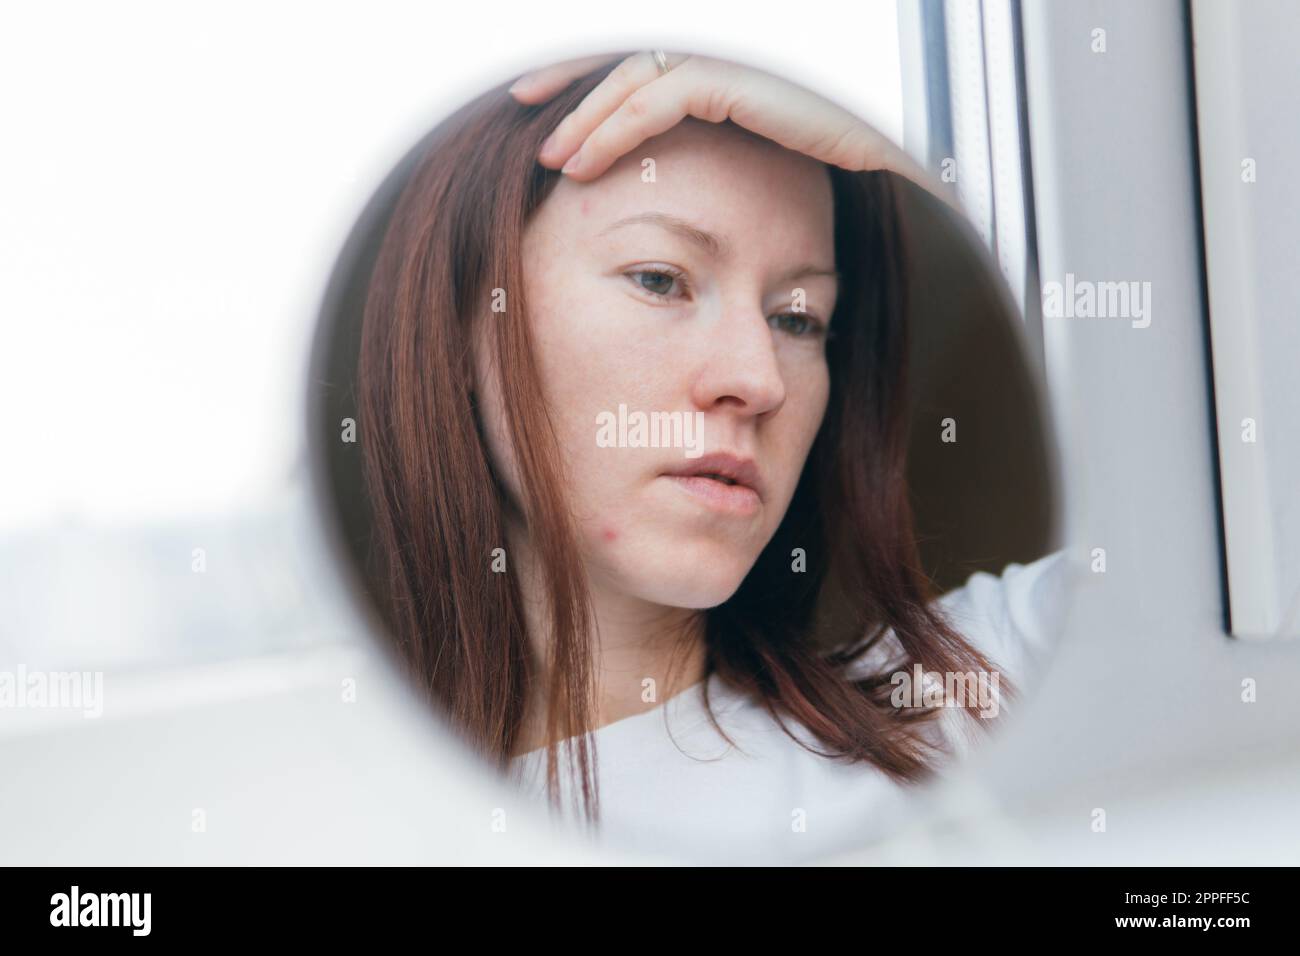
[507,53,627,104]
[535,52,670,168]
[556,68,705,180]
[514,51,942,200]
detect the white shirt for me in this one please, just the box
[509,549,1069,864]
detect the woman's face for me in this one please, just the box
[476,118,839,609]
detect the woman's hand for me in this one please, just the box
[508,51,931,189]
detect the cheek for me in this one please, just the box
[807,379,832,454]
[787,359,831,436]
[812,372,831,434]
[533,287,654,404]
[529,283,673,469]
[773,364,831,491]
[524,291,656,534]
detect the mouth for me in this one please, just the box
[660,453,764,516]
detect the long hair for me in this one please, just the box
[357,60,1015,825]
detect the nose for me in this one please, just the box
[689,301,787,419]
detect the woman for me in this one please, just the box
[357,51,1064,858]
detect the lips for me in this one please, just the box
[662,452,763,495]
[660,452,764,516]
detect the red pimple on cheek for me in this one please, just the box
[601,526,617,543]
[580,198,590,216]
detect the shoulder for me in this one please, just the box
[931,548,1072,685]
[837,548,1071,687]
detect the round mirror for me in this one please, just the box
[308,50,1067,864]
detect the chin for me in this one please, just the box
[627,546,756,610]
[666,581,743,610]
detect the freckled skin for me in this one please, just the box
[476,119,837,611]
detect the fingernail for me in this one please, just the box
[539,133,558,156]
[561,150,583,174]
[508,76,531,95]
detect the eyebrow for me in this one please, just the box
[598,211,840,285]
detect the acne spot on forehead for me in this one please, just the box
[601,525,617,543]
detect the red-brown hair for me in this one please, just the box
[357,60,1015,824]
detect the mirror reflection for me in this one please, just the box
[311,50,1067,862]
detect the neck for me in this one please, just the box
[506,518,709,756]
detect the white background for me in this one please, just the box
[0,0,902,532]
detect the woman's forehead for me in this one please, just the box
[536,121,836,252]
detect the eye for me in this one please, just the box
[769,312,827,339]
[624,265,690,302]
